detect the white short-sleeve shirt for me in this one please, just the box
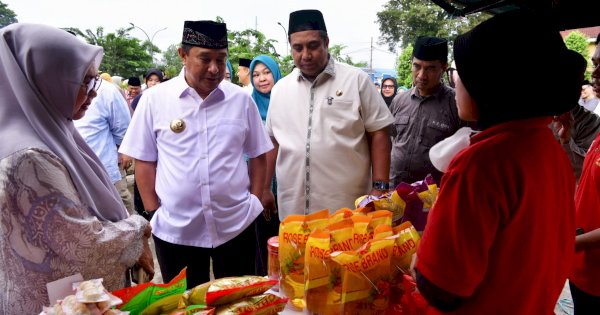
[120,70,273,247]
[266,59,394,219]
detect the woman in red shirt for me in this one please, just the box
[415,10,582,314]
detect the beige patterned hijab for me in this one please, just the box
[0,23,128,221]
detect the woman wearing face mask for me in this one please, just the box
[380,77,398,107]
[414,11,581,314]
[249,55,281,276]
[0,23,153,313]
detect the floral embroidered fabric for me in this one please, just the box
[0,148,146,314]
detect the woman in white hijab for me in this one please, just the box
[0,23,153,313]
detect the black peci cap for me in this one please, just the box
[288,9,327,35]
[413,36,448,63]
[182,20,228,49]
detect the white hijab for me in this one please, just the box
[0,23,128,221]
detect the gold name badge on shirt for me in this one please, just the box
[170,119,186,133]
[335,89,343,96]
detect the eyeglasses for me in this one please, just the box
[82,75,102,94]
[382,85,395,89]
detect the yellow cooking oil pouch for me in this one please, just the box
[330,237,394,315]
[278,209,329,308]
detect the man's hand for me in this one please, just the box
[119,153,133,171]
[261,188,277,221]
[553,112,574,144]
[369,189,387,197]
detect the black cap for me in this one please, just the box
[288,9,327,35]
[128,77,141,86]
[413,36,448,63]
[453,10,579,129]
[182,20,228,49]
[144,68,164,82]
[238,58,251,67]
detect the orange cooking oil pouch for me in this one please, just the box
[328,208,353,225]
[372,224,394,240]
[389,221,421,302]
[330,237,395,315]
[351,213,372,249]
[368,210,393,239]
[304,219,354,315]
[304,229,331,315]
[278,209,329,306]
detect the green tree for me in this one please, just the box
[565,31,592,81]
[226,29,280,84]
[329,44,368,67]
[278,55,295,77]
[396,44,413,89]
[160,44,183,79]
[0,1,17,28]
[376,0,489,51]
[64,26,153,78]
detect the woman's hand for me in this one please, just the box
[137,232,154,280]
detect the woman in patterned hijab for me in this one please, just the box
[0,23,153,313]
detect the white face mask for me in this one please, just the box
[429,127,477,173]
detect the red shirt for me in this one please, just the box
[571,133,600,296]
[417,117,575,314]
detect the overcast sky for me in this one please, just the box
[4,0,399,70]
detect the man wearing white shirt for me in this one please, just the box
[74,77,134,212]
[119,20,273,288]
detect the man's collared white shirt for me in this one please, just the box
[75,81,131,183]
[120,71,273,247]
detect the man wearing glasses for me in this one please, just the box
[389,36,467,186]
[74,73,134,213]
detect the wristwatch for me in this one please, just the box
[372,180,390,191]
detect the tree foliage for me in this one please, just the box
[226,29,280,83]
[564,31,592,80]
[161,44,183,79]
[65,26,153,79]
[329,44,368,68]
[396,44,413,89]
[0,1,17,28]
[376,0,489,51]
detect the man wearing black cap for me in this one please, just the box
[126,76,142,106]
[264,9,394,219]
[389,36,465,186]
[130,68,164,111]
[119,20,273,288]
[238,57,253,94]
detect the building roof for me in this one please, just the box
[560,26,600,41]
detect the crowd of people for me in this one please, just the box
[1,7,599,315]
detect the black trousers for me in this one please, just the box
[254,211,280,276]
[153,221,256,289]
[570,281,600,314]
